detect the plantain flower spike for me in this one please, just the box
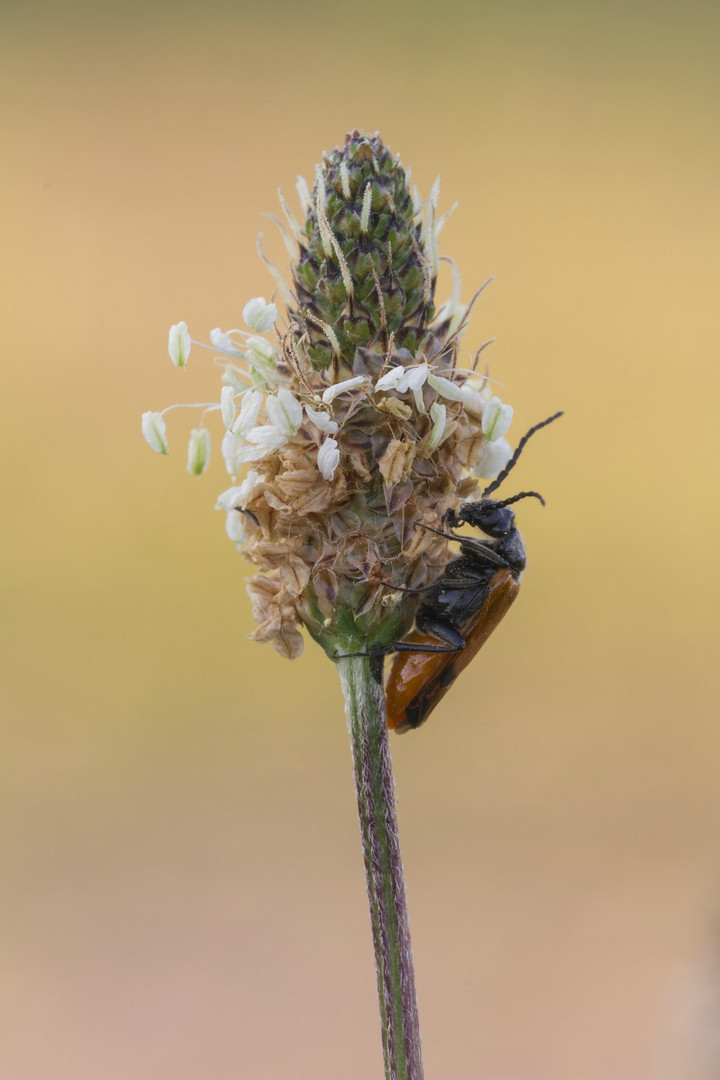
[143,131,516,660]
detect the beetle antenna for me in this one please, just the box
[482,411,564,498]
[495,490,546,508]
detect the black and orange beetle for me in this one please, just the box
[384,411,563,732]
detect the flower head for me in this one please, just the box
[142,132,524,660]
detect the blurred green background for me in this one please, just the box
[2,1,720,1077]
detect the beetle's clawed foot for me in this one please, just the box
[442,508,461,530]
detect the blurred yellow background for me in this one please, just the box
[2,1,720,1077]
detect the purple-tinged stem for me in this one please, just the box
[338,654,424,1080]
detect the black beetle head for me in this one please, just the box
[457,499,515,539]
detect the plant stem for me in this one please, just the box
[337,654,424,1080]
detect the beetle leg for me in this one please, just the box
[382,577,482,594]
[416,522,509,569]
[392,621,466,654]
[333,646,392,660]
[415,522,460,543]
[335,620,466,660]
[457,539,508,568]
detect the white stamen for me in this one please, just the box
[222,426,285,472]
[317,437,340,481]
[427,402,447,450]
[375,365,407,392]
[244,425,290,450]
[427,371,467,402]
[210,327,244,357]
[186,428,210,476]
[321,376,369,404]
[216,470,263,511]
[243,297,278,334]
[141,411,169,454]
[476,437,513,479]
[221,365,252,392]
[482,396,514,441]
[266,388,302,436]
[232,389,263,437]
[406,364,429,414]
[221,385,236,431]
[237,468,263,504]
[168,322,191,368]
[225,510,248,546]
[305,406,339,434]
[216,486,244,511]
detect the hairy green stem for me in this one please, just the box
[337,654,424,1080]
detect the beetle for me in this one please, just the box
[384,411,563,732]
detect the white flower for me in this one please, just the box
[210,327,244,357]
[187,428,210,476]
[238,469,263,505]
[426,371,467,402]
[245,425,289,450]
[482,396,514,441]
[476,437,513,479]
[305,406,339,434]
[168,322,191,368]
[141,411,169,454]
[458,373,494,418]
[221,364,252,392]
[225,510,248,546]
[243,297,278,333]
[246,335,277,365]
[232,389,263,437]
[404,365,429,413]
[375,363,467,412]
[221,431,245,474]
[246,335,279,389]
[317,437,340,481]
[321,376,369,404]
[222,426,283,473]
[427,402,447,450]
[216,485,245,511]
[221,385,236,431]
[266,389,302,436]
[375,364,428,411]
[216,471,263,511]
[375,364,414,393]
